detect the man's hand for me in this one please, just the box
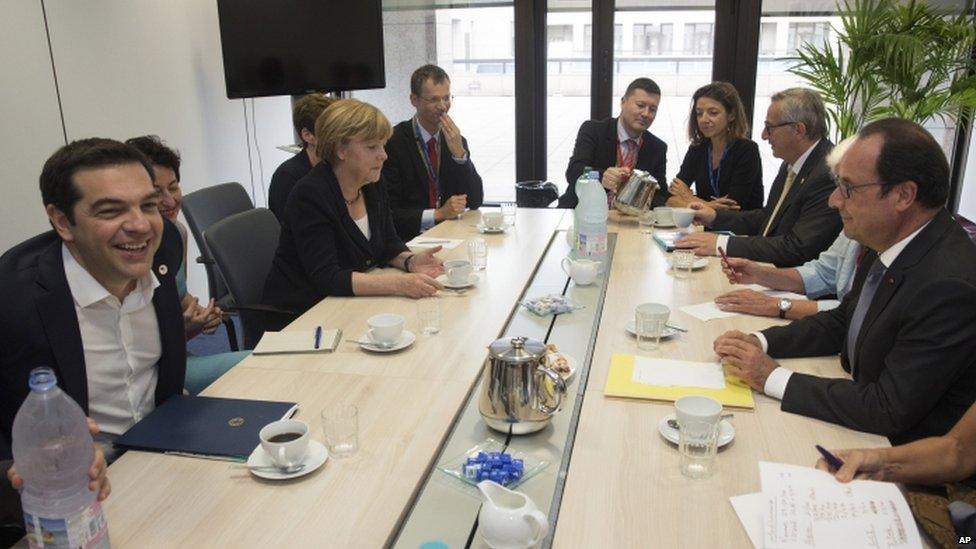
[439,114,466,159]
[407,247,445,278]
[601,167,631,192]
[708,196,740,211]
[815,449,887,482]
[434,194,467,221]
[8,417,111,501]
[394,273,443,298]
[714,289,779,317]
[687,201,717,226]
[721,256,761,285]
[674,232,718,256]
[713,330,778,391]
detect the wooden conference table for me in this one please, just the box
[98,208,888,548]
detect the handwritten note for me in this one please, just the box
[631,356,726,389]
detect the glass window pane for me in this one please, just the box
[547,2,591,195]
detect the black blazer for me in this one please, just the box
[382,120,484,241]
[559,117,669,209]
[268,151,313,221]
[0,220,186,459]
[263,163,410,323]
[675,138,763,210]
[763,210,976,444]
[712,139,841,267]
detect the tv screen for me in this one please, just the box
[216,0,385,99]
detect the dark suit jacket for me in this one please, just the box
[559,117,669,209]
[675,138,764,210]
[382,120,484,241]
[763,210,976,444]
[0,220,186,459]
[712,139,841,267]
[268,150,313,221]
[263,162,410,324]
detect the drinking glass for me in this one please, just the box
[467,238,488,270]
[417,297,441,335]
[500,202,517,227]
[321,405,358,458]
[672,249,696,279]
[638,209,655,234]
[678,418,719,479]
[635,303,669,351]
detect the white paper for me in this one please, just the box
[406,237,464,250]
[758,461,922,549]
[681,301,742,321]
[630,356,726,389]
[730,493,765,548]
[743,284,808,301]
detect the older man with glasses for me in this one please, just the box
[713,118,976,445]
[676,87,842,268]
[382,64,484,241]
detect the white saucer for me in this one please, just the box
[477,224,506,234]
[625,321,680,339]
[668,257,709,270]
[658,414,735,448]
[246,440,328,480]
[358,330,416,352]
[436,273,480,289]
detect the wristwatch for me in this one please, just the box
[778,298,793,319]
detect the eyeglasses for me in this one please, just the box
[420,94,453,105]
[833,178,886,199]
[763,121,795,134]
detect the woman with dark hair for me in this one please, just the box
[667,82,763,211]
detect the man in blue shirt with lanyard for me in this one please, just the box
[382,64,484,241]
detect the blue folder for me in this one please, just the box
[114,395,298,459]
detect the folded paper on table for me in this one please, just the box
[407,237,464,250]
[632,356,725,389]
[681,301,742,321]
[729,461,922,549]
[604,353,754,408]
[253,328,341,354]
[742,284,807,301]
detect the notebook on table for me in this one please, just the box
[604,353,755,408]
[114,395,299,460]
[252,327,342,355]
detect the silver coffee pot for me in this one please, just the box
[613,169,658,216]
[479,336,566,435]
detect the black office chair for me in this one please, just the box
[181,182,254,350]
[515,180,559,208]
[205,208,293,350]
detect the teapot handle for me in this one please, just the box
[535,364,566,415]
[524,509,550,546]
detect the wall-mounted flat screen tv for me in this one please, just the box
[216,0,385,99]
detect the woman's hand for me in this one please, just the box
[394,273,443,298]
[182,295,216,338]
[668,178,694,199]
[407,247,445,278]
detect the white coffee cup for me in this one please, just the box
[259,419,310,469]
[482,212,505,229]
[671,207,695,228]
[444,259,473,285]
[367,313,405,345]
[653,207,673,226]
[674,395,722,427]
[561,257,598,286]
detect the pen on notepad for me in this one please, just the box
[815,444,845,470]
[314,326,322,349]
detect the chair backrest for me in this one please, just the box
[181,182,253,301]
[515,180,559,208]
[955,213,976,245]
[205,208,280,349]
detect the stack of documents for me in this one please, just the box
[604,353,754,408]
[730,462,922,548]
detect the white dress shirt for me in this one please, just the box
[416,116,468,231]
[716,140,822,254]
[757,221,931,399]
[62,244,162,435]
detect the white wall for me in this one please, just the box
[0,0,297,300]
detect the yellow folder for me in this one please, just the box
[603,353,755,409]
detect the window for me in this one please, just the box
[788,22,830,53]
[547,6,591,191]
[683,23,713,55]
[759,22,777,55]
[633,23,673,55]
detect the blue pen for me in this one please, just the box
[313,326,322,349]
[816,444,844,470]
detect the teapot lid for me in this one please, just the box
[488,336,546,363]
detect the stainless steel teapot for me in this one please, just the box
[479,336,566,435]
[613,169,658,216]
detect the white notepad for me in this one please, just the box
[252,328,342,355]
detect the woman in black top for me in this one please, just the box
[263,99,444,323]
[667,82,763,211]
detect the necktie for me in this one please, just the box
[846,257,885,376]
[762,168,796,236]
[426,137,438,208]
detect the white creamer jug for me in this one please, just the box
[477,480,549,549]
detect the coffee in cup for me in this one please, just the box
[444,259,473,285]
[367,313,405,345]
[482,212,505,229]
[259,419,310,469]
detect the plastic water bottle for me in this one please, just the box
[576,170,609,270]
[568,167,593,258]
[12,367,110,549]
